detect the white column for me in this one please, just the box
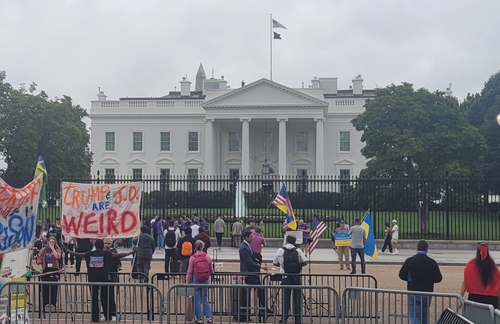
[277,118,288,176]
[204,118,214,175]
[315,117,325,175]
[241,118,251,176]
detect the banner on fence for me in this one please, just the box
[61,182,142,238]
[0,175,42,253]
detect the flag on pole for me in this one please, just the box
[361,212,378,259]
[273,32,282,40]
[272,183,297,230]
[272,19,287,30]
[309,216,328,254]
[34,155,48,208]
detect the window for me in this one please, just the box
[188,132,199,151]
[160,132,171,151]
[160,168,170,192]
[104,168,115,184]
[105,132,115,151]
[339,131,350,152]
[340,169,350,192]
[133,132,143,151]
[188,168,198,192]
[160,168,170,178]
[132,168,142,180]
[263,132,274,152]
[296,132,308,152]
[229,132,240,152]
[229,168,239,179]
[297,169,307,193]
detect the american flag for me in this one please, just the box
[309,216,328,254]
[272,184,294,217]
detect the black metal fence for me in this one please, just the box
[3,175,500,241]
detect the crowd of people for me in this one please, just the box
[31,213,500,324]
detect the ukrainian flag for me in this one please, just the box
[34,156,48,208]
[361,212,378,259]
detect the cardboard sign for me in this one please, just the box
[284,231,303,245]
[0,175,41,253]
[334,233,352,247]
[61,182,142,238]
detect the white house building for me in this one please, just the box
[89,64,375,180]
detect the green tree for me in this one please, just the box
[0,71,92,179]
[468,70,500,129]
[352,83,486,232]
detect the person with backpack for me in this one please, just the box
[164,219,181,274]
[177,226,196,282]
[273,235,308,324]
[186,240,214,324]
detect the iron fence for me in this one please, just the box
[3,175,500,240]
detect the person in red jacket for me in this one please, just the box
[194,226,211,252]
[36,236,62,311]
[461,242,500,309]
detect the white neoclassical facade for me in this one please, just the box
[89,65,374,179]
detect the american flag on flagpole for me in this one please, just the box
[309,216,328,254]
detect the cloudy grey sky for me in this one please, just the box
[1,0,499,168]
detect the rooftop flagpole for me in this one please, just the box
[270,13,273,81]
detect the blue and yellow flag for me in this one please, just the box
[272,183,297,230]
[34,155,48,207]
[361,212,378,259]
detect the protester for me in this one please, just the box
[333,220,350,270]
[201,218,209,229]
[36,236,62,312]
[177,226,196,282]
[380,222,393,254]
[164,219,181,274]
[156,216,165,249]
[65,239,135,323]
[48,219,63,268]
[187,240,214,324]
[297,219,310,256]
[231,219,244,247]
[103,238,120,320]
[214,216,225,250]
[63,234,75,268]
[134,225,156,281]
[150,215,159,247]
[244,219,256,233]
[348,218,366,274]
[194,226,211,253]
[391,220,399,254]
[273,235,308,324]
[399,240,442,324]
[75,238,93,273]
[460,242,500,308]
[250,227,266,265]
[191,220,200,238]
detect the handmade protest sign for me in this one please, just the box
[0,175,42,253]
[61,182,142,238]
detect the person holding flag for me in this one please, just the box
[348,219,366,274]
[272,184,297,230]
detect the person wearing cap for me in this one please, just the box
[391,220,399,255]
[333,220,350,270]
[460,243,500,308]
[399,240,442,324]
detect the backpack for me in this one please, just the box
[181,240,194,257]
[165,229,176,248]
[193,253,210,282]
[282,247,302,273]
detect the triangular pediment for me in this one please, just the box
[203,78,328,109]
[335,159,355,166]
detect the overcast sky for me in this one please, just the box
[1,0,500,169]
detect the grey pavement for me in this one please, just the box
[116,245,491,266]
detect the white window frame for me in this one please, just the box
[105,132,115,152]
[160,131,171,152]
[263,131,274,153]
[187,131,200,153]
[229,132,240,152]
[132,168,143,180]
[338,130,351,153]
[132,131,144,152]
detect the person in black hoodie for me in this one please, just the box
[134,225,156,282]
[399,240,442,324]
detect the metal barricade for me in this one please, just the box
[437,308,474,324]
[341,287,464,324]
[166,283,340,324]
[463,300,495,324]
[495,309,500,323]
[3,280,163,323]
[151,272,262,319]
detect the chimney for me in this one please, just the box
[97,90,107,101]
[352,74,363,95]
[180,77,191,96]
[318,77,338,95]
[311,76,320,89]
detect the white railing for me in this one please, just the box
[157,101,175,107]
[335,100,355,106]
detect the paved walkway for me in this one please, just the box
[117,245,496,266]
